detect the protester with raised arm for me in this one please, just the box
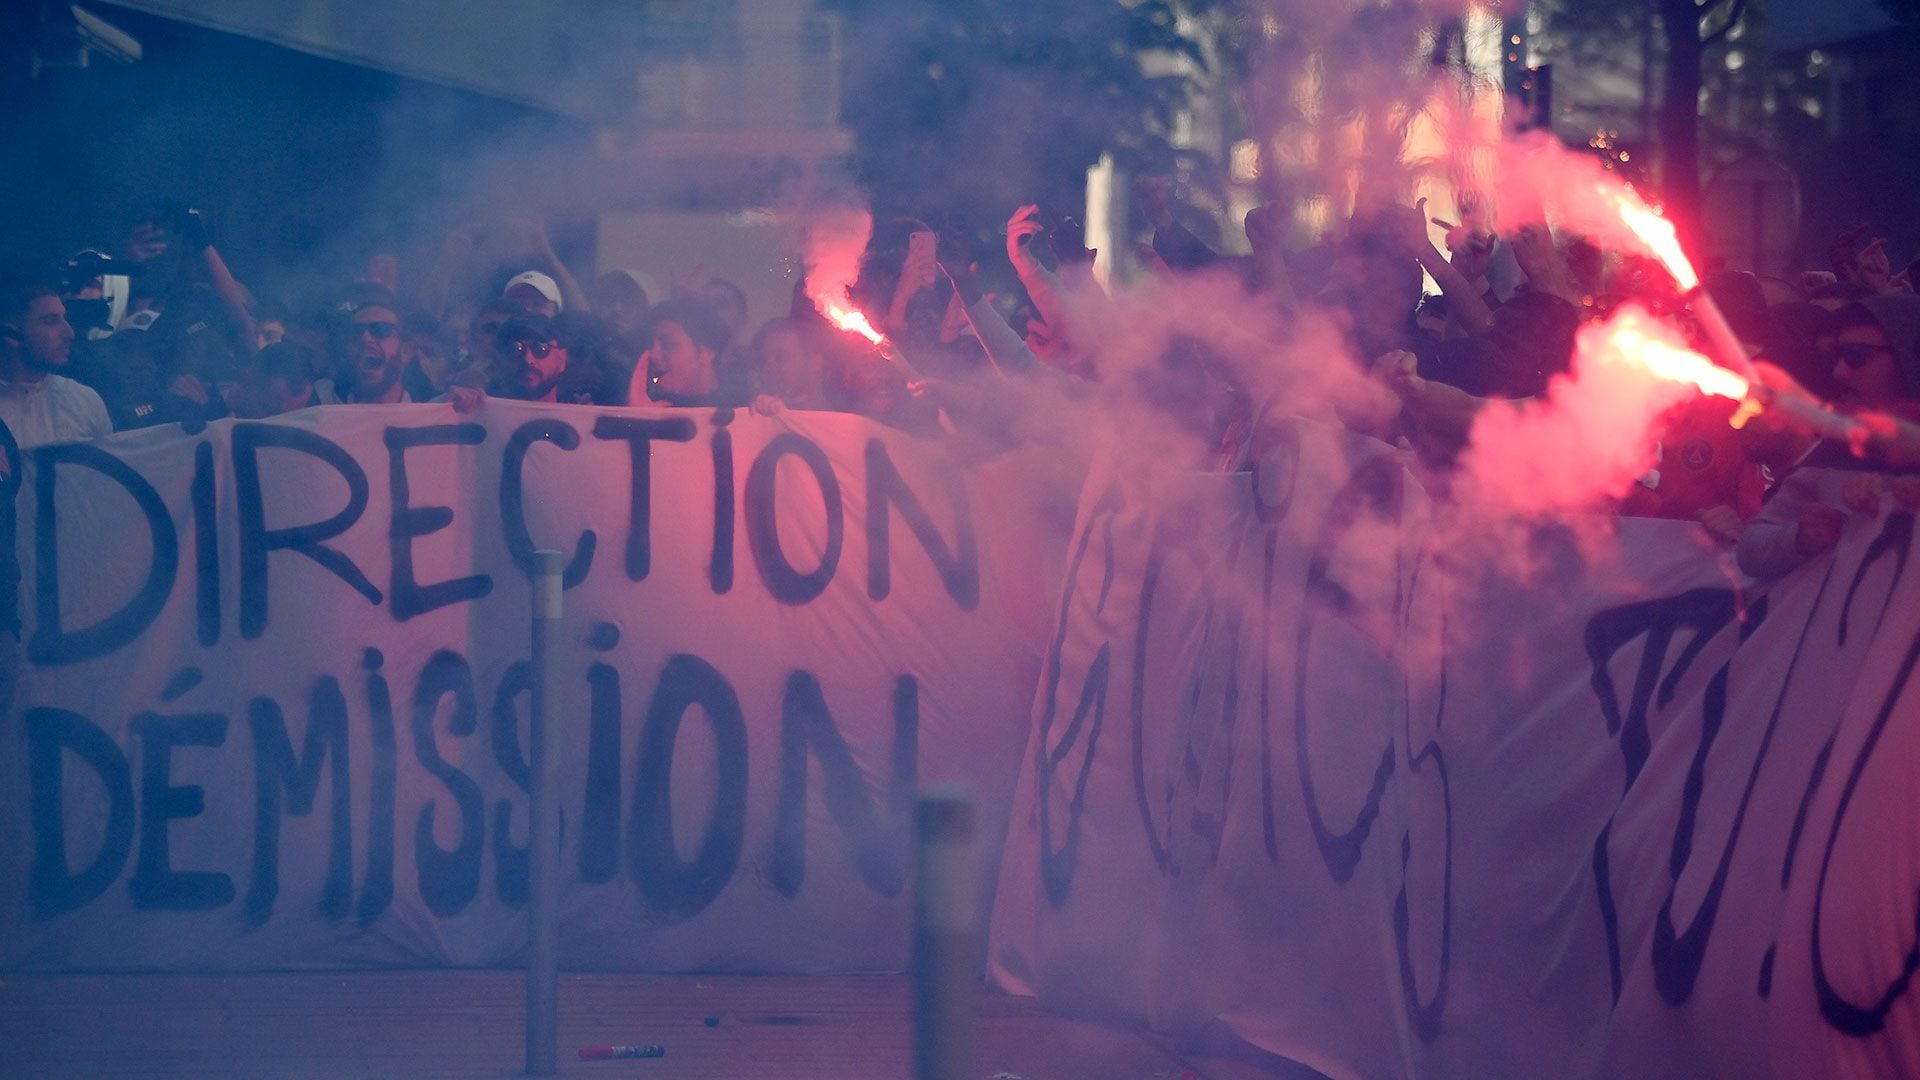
[937,248,1038,378]
[1005,205,1078,350]
[1384,198,1493,336]
[504,217,590,315]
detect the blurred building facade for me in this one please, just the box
[4,0,856,325]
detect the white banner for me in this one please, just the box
[5,403,1917,1076]
[989,418,1920,1078]
[0,403,1054,971]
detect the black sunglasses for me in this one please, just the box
[510,339,556,359]
[1833,341,1892,369]
[358,321,397,340]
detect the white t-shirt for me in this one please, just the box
[0,374,114,449]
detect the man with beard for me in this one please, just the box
[493,314,571,403]
[337,291,410,404]
[0,277,112,447]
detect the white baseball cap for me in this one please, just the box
[504,270,563,312]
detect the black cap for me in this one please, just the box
[499,313,561,346]
[334,281,399,318]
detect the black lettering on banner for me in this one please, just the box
[1392,550,1452,1043]
[1131,510,1248,878]
[1582,576,1789,1006]
[411,649,485,917]
[1581,583,1745,1003]
[1645,595,1790,1006]
[30,443,179,665]
[0,415,22,639]
[387,424,493,619]
[1252,428,1302,856]
[1837,512,1913,647]
[864,438,978,610]
[711,412,735,593]
[502,419,597,588]
[358,648,396,925]
[1394,711,1453,1042]
[1811,620,1920,1035]
[628,653,748,920]
[1802,511,1920,1035]
[245,680,352,925]
[1752,517,1913,1005]
[744,434,842,605]
[233,422,380,639]
[1292,453,1402,884]
[1196,594,1245,865]
[129,710,234,910]
[489,658,534,907]
[1591,828,1624,1003]
[767,672,918,898]
[1259,532,1282,861]
[27,707,134,917]
[1035,485,1120,906]
[1584,587,1737,791]
[580,622,624,884]
[591,416,695,583]
[191,440,220,647]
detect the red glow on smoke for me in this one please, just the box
[1599,184,1699,292]
[1587,307,1747,400]
[800,206,888,349]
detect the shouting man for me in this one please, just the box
[337,290,409,404]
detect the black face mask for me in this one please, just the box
[65,298,112,334]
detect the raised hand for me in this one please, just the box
[1006,204,1046,268]
[1381,197,1434,255]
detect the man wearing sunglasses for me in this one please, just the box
[494,315,570,403]
[340,294,410,405]
[1738,293,1920,581]
[1829,295,1920,411]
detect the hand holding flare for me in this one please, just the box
[813,294,929,390]
[1603,183,1864,444]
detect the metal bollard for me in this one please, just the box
[913,789,978,1080]
[525,549,565,1075]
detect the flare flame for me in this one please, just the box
[1589,307,1747,400]
[1598,183,1699,292]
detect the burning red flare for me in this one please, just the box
[819,298,886,346]
[800,206,889,349]
[1598,183,1699,291]
[1587,307,1747,400]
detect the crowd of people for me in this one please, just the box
[2,186,1919,584]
